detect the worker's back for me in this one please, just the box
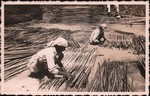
[36,47,57,58]
[90,28,100,41]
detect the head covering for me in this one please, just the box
[99,24,107,31]
[99,24,107,28]
[46,37,68,48]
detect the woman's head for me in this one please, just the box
[99,24,107,31]
[46,37,68,52]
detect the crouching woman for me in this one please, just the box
[27,37,72,79]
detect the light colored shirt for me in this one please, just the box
[36,47,57,70]
[27,47,58,72]
[90,28,101,42]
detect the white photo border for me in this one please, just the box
[1,1,149,95]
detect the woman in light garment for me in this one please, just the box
[89,24,107,45]
[27,37,72,79]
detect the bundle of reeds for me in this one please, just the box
[4,49,36,81]
[5,28,80,49]
[39,47,98,91]
[4,27,80,81]
[104,31,145,54]
[132,35,145,54]
[88,60,133,92]
[104,32,133,49]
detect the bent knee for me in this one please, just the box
[50,68,59,74]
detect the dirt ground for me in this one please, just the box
[4,17,146,92]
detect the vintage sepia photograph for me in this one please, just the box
[1,1,149,95]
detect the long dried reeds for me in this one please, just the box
[39,47,98,91]
[104,31,145,54]
[4,27,80,82]
[88,60,133,92]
